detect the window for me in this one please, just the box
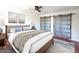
[40,16,51,31]
[53,14,71,39]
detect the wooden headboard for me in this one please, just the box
[5,25,30,39]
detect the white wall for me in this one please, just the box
[71,11,79,41]
[51,16,54,33]
[41,9,79,41]
[24,10,41,30]
[7,7,41,30]
[0,6,41,33]
[0,7,8,33]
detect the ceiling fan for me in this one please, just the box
[35,6,42,12]
[28,6,42,12]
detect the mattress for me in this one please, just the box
[29,34,53,53]
[8,30,53,53]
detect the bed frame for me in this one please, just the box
[5,25,54,53]
[36,38,54,53]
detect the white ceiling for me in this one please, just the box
[6,6,79,14]
[41,6,79,14]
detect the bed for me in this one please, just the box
[6,25,54,53]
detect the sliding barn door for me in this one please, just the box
[54,14,71,39]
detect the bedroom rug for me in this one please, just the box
[46,39,75,53]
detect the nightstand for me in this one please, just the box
[0,33,6,46]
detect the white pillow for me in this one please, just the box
[10,28,16,33]
[23,27,30,31]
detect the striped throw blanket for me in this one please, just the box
[12,30,45,52]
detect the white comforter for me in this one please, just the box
[8,30,53,53]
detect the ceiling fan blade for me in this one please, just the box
[35,6,42,12]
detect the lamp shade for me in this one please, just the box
[0,28,3,33]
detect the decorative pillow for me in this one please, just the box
[10,28,16,33]
[10,28,22,33]
[22,27,31,31]
[15,28,22,32]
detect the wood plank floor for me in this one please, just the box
[0,42,16,53]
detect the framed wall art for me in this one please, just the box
[8,11,25,24]
[8,12,17,23]
[18,14,25,24]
